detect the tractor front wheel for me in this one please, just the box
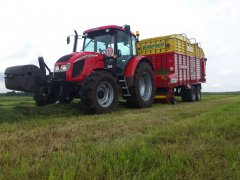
[33,86,57,106]
[81,70,118,114]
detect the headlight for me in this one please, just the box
[54,63,71,72]
[54,65,60,71]
[61,64,70,71]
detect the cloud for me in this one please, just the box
[209,83,222,88]
[218,68,240,76]
[5,43,34,60]
[0,0,240,92]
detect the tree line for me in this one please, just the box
[0,91,33,96]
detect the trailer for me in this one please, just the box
[4,25,207,113]
[137,34,207,103]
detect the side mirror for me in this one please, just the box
[124,25,131,34]
[67,36,70,44]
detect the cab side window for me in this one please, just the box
[117,31,131,58]
[131,35,137,56]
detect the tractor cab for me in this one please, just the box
[82,25,137,74]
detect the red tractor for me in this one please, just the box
[5,25,206,113]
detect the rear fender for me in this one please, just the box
[124,56,153,78]
[124,56,153,87]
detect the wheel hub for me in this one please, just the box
[139,72,152,101]
[97,82,114,108]
[97,89,105,99]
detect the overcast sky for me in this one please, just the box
[0,0,240,92]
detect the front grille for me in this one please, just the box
[72,60,85,78]
[57,54,73,62]
[54,72,66,80]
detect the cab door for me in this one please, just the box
[116,31,135,74]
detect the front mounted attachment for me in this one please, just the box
[4,57,52,92]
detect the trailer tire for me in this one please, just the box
[81,70,118,114]
[126,62,155,108]
[181,89,188,102]
[182,87,196,102]
[195,86,201,101]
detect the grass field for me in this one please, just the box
[0,94,239,179]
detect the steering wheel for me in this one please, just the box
[99,48,106,54]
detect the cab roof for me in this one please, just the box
[83,25,136,36]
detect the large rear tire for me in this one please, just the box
[81,70,118,114]
[126,62,155,108]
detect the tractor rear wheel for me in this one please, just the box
[81,70,118,114]
[126,62,155,108]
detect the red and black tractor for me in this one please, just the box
[5,25,156,113]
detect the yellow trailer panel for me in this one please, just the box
[137,34,205,59]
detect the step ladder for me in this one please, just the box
[117,74,131,97]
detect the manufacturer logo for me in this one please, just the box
[142,43,165,50]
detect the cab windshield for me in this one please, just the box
[83,30,115,54]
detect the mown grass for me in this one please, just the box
[0,93,239,179]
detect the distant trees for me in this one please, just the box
[0,91,33,96]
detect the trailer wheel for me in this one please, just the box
[81,70,118,114]
[171,98,177,105]
[181,89,187,102]
[195,87,201,101]
[190,87,196,102]
[181,87,196,102]
[126,62,155,108]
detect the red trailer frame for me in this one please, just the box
[144,52,206,102]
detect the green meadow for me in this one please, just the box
[0,93,239,179]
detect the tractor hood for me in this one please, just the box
[54,52,104,82]
[55,52,101,64]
